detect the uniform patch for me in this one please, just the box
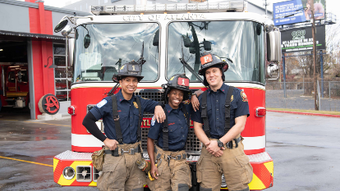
[240,90,248,102]
[231,95,234,102]
[141,97,149,100]
[151,116,156,126]
[183,100,190,104]
[97,99,107,108]
[133,101,138,109]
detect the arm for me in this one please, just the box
[219,115,247,145]
[82,112,118,150]
[154,105,165,123]
[147,137,159,179]
[193,122,211,149]
[191,89,204,112]
[140,97,165,123]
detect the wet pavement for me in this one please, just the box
[0,108,96,191]
[0,109,340,190]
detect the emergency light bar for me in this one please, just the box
[91,0,245,15]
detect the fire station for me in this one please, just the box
[0,0,88,119]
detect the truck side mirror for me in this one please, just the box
[68,38,75,67]
[267,28,282,62]
[266,63,280,80]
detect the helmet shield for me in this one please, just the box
[112,61,144,82]
[163,74,191,103]
[198,53,228,75]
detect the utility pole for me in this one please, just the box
[311,0,318,110]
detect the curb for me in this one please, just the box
[267,110,340,118]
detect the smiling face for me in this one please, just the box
[167,88,184,109]
[205,67,224,91]
[119,76,138,99]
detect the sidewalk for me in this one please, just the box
[267,108,340,118]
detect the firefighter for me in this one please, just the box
[191,52,253,191]
[146,74,199,191]
[82,60,166,191]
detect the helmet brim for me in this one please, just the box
[112,74,144,82]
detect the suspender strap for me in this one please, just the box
[111,95,142,144]
[135,96,142,142]
[181,105,190,128]
[111,95,123,144]
[224,86,234,134]
[201,91,210,138]
[162,105,169,151]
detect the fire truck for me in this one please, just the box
[53,0,281,189]
[0,63,29,109]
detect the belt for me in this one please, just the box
[225,136,242,149]
[105,145,141,156]
[154,146,187,160]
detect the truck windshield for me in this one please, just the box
[74,23,159,83]
[167,21,265,84]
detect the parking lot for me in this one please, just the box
[0,111,339,190]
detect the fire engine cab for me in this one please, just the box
[52,0,281,190]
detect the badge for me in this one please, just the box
[230,95,234,102]
[97,99,107,108]
[151,116,156,126]
[133,101,138,109]
[240,90,248,102]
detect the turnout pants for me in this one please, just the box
[97,142,146,191]
[196,138,253,191]
[147,146,192,191]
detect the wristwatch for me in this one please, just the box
[192,93,197,97]
[217,139,224,148]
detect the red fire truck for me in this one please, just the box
[53,1,281,189]
[0,64,29,109]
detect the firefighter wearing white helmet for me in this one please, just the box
[191,52,253,191]
[147,74,204,191]
[83,60,166,191]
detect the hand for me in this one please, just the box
[154,105,165,123]
[150,163,159,180]
[103,138,119,150]
[191,94,200,112]
[206,140,221,156]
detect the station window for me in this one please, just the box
[53,44,71,101]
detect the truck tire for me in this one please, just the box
[38,94,60,115]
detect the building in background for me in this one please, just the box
[0,0,88,119]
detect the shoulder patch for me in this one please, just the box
[97,99,107,108]
[240,90,248,102]
[141,96,149,100]
[183,100,190,104]
[151,115,156,126]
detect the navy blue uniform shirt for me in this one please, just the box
[148,102,192,151]
[191,84,249,139]
[90,90,159,144]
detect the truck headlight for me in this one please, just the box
[63,167,75,180]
